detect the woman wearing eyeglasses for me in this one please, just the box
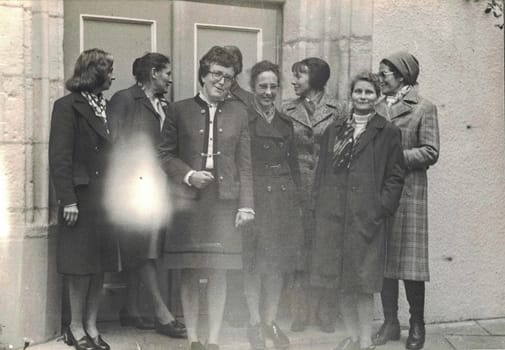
[372,52,440,350]
[242,60,304,350]
[158,46,254,350]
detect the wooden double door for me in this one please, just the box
[63,0,282,320]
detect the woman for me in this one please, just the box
[243,60,304,350]
[107,53,186,338]
[283,57,346,333]
[49,48,117,350]
[158,46,254,350]
[372,52,440,350]
[311,72,405,350]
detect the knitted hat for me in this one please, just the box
[384,51,419,85]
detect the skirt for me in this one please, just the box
[163,182,242,270]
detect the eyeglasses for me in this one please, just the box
[208,70,234,84]
[378,71,395,79]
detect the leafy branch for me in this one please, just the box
[472,0,504,29]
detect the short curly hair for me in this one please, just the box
[198,46,236,86]
[65,48,113,93]
[350,71,381,95]
[249,60,280,90]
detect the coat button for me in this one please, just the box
[263,144,270,149]
[281,185,287,191]
[218,109,222,113]
[279,141,284,147]
[200,109,206,114]
[218,128,223,133]
[219,176,224,181]
[94,146,99,152]
[199,129,204,134]
[95,170,100,176]
[266,186,272,192]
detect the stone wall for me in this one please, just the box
[372,0,505,323]
[0,0,63,348]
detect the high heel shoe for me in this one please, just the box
[119,308,155,330]
[86,331,110,350]
[155,319,187,338]
[63,328,95,350]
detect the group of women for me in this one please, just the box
[49,45,439,350]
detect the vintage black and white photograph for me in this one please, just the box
[0,0,504,349]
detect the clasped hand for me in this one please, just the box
[63,204,79,226]
[189,170,215,189]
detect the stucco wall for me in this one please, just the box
[0,0,63,348]
[372,0,505,323]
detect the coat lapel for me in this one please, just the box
[253,110,285,139]
[289,101,312,128]
[376,88,419,120]
[312,94,337,127]
[352,114,385,156]
[73,94,111,142]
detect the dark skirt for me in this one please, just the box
[163,182,242,270]
[57,185,119,275]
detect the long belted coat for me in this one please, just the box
[375,88,440,281]
[310,113,405,293]
[243,107,304,273]
[49,92,118,275]
[282,94,347,270]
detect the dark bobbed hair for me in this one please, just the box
[223,45,243,76]
[291,57,330,91]
[65,48,113,93]
[132,53,170,84]
[198,46,236,86]
[379,59,403,81]
[350,71,381,96]
[249,60,280,91]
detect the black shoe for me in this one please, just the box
[155,319,187,339]
[119,308,155,330]
[63,328,95,350]
[406,321,425,350]
[190,341,205,350]
[86,333,110,350]
[247,323,266,350]
[263,322,289,349]
[372,319,401,346]
[334,337,359,350]
[290,317,307,332]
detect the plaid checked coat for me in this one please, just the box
[375,88,440,281]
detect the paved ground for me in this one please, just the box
[27,318,505,350]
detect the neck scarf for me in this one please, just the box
[332,118,355,171]
[81,91,109,134]
[253,95,275,124]
[386,85,412,107]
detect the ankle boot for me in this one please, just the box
[372,319,401,346]
[406,320,425,350]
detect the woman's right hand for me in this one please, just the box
[63,203,79,226]
[189,170,215,189]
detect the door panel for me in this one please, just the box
[64,0,172,98]
[172,1,281,100]
[81,16,155,98]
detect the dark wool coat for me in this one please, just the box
[311,113,405,293]
[375,88,440,281]
[107,85,169,263]
[243,107,304,273]
[49,92,118,275]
